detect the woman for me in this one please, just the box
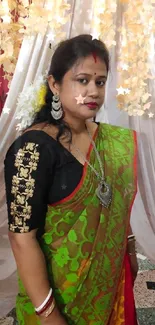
[4,34,138,325]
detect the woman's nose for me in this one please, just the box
[88,81,99,98]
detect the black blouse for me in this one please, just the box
[4,130,83,235]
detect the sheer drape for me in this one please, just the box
[0,0,155,316]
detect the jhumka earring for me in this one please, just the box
[51,94,63,120]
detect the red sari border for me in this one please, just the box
[124,130,138,324]
[133,130,138,202]
[124,254,138,325]
[126,130,138,236]
[49,125,99,207]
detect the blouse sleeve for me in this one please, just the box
[4,133,55,234]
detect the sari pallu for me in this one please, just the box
[16,124,138,325]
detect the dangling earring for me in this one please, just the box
[51,94,63,120]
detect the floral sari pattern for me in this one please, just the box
[16,124,137,325]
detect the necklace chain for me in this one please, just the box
[71,126,105,182]
[71,125,112,209]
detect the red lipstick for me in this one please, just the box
[85,102,98,109]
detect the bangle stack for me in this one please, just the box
[35,288,55,318]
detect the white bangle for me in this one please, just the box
[127,234,135,240]
[35,288,52,312]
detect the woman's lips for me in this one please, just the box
[85,102,98,109]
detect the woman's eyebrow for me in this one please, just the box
[75,73,107,79]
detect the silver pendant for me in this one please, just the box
[51,108,63,120]
[96,180,112,208]
[52,101,61,110]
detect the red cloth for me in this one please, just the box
[124,254,138,325]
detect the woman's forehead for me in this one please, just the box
[70,56,107,76]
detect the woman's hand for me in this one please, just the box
[129,253,138,283]
[40,306,68,325]
[127,228,138,283]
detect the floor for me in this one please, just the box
[0,253,155,325]
[134,253,155,324]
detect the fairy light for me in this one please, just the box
[98,7,105,14]
[148,112,154,118]
[1,0,11,23]
[2,0,9,12]
[1,15,11,23]
[46,32,56,42]
[44,2,54,10]
[56,16,63,23]
[2,107,11,114]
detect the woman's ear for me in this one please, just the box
[48,75,60,95]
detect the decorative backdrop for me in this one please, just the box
[1,0,155,117]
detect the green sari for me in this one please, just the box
[16,123,137,325]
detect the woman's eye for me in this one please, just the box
[96,80,106,87]
[78,79,88,84]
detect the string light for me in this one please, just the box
[148,112,154,118]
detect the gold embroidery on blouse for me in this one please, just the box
[9,142,40,233]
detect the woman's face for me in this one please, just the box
[49,55,108,121]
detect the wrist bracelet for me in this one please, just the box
[44,299,55,318]
[127,234,135,241]
[35,288,52,312]
[36,295,54,316]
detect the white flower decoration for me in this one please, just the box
[15,75,47,131]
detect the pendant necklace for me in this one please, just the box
[71,126,112,209]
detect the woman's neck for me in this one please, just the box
[64,116,87,135]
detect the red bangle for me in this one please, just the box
[36,295,54,316]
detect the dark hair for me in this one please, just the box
[31,34,109,142]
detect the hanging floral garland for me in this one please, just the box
[91,0,155,118]
[0,0,70,83]
[117,0,155,118]
[91,0,117,48]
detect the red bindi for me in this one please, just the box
[92,52,97,63]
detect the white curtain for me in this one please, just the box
[0,0,155,316]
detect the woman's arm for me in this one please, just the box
[5,136,68,324]
[127,225,138,282]
[9,230,67,325]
